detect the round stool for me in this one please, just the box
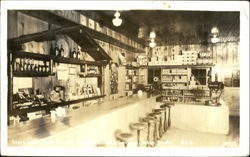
[160,103,174,129]
[130,122,146,147]
[148,112,161,145]
[116,132,134,147]
[142,117,156,147]
[153,108,166,135]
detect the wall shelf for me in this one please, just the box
[8,25,112,61]
[79,74,102,78]
[10,95,106,115]
[162,95,210,98]
[162,74,188,76]
[13,71,54,77]
[142,64,214,69]
[12,51,107,66]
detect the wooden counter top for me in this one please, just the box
[8,93,158,146]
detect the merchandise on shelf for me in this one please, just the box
[182,51,198,65]
[162,75,172,82]
[14,57,50,73]
[197,51,213,65]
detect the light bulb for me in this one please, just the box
[112,17,122,27]
[149,41,156,48]
[211,37,219,43]
[112,11,122,27]
[211,27,219,35]
[149,31,156,39]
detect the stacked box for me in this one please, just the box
[173,75,187,82]
[171,68,177,74]
[182,51,198,65]
[162,75,172,82]
[177,68,188,74]
[162,69,171,75]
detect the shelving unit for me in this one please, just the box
[138,68,148,85]
[125,65,139,95]
[8,25,111,117]
[160,65,213,103]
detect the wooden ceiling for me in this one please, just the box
[79,10,239,46]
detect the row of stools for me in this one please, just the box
[116,103,174,147]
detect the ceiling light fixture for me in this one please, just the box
[211,27,219,43]
[149,31,156,48]
[149,31,156,39]
[149,42,156,48]
[112,11,122,27]
[211,27,219,35]
[211,36,220,44]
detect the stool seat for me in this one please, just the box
[148,112,161,117]
[160,103,174,108]
[116,132,134,142]
[143,117,155,123]
[153,108,166,112]
[131,123,146,130]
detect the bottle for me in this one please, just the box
[15,58,20,71]
[50,43,54,55]
[14,58,17,71]
[59,44,64,57]
[76,48,81,60]
[34,60,38,72]
[20,58,24,71]
[46,61,50,72]
[72,48,77,59]
[30,59,34,71]
[42,61,45,72]
[54,44,60,56]
[27,58,31,71]
[39,61,43,72]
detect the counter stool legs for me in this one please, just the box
[143,117,156,147]
[147,122,150,147]
[159,116,163,138]
[152,109,165,137]
[167,106,171,128]
[163,110,167,132]
[130,123,146,147]
[160,103,174,130]
[124,142,128,147]
[137,130,140,147]
[153,120,157,146]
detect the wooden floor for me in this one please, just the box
[157,115,240,147]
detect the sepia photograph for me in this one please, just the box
[1,0,249,156]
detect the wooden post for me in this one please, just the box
[7,51,14,124]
